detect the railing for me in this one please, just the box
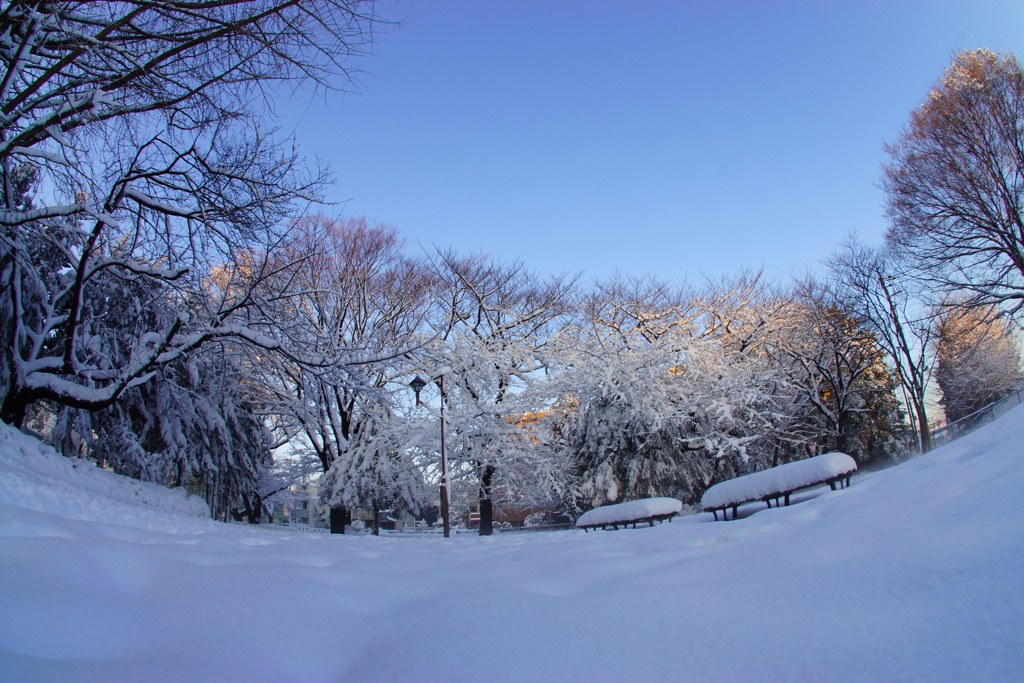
[930,387,1024,449]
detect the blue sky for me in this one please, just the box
[279,0,1024,284]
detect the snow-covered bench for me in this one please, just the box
[575,497,683,532]
[701,452,858,521]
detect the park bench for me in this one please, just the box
[701,452,858,521]
[576,497,683,532]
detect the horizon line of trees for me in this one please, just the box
[14,210,1021,531]
[1,4,1020,533]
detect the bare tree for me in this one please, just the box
[828,239,934,452]
[934,300,1022,422]
[0,1,379,426]
[883,49,1024,310]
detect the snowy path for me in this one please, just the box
[1,409,1023,681]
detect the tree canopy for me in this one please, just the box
[884,49,1024,310]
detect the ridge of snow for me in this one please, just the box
[701,452,857,509]
[0,421,209,528]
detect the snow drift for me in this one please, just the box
[1,408,1023,681]
[0,421,209,525]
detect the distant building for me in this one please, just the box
[272,483,329,528]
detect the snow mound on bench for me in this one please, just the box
[576,497,683,527]
[701,452,857,510]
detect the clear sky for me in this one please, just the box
[279,0,1024,285]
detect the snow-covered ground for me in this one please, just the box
[1,409,1023,682]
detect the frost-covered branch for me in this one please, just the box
[0,1,382,427]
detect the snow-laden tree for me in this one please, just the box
[252,215,432,532]
[404,352,577,535]
[552,274,798,509]
[319,414,428,534]
[246,449,323,525]
[0,1,378,427]
[935,301,1022,423]
[414,251,579,534]
[687,273,819,471]
[554,275,700,507]
[47,342,272,521]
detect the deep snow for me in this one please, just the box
[1,407,1023,682]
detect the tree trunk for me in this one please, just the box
[0,389,29,429]
[329,505,350,534]
[835,410,850,459]
[478,464,495,536]
[915,402,933,453]
[239,496,253,523]
[246,493,263,524]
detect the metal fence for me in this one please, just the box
[929,387,1024,449]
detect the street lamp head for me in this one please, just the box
[409,375,427,404]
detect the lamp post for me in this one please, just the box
[409,373,451,538]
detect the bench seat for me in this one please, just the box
[701,452,857,521]
[576,497,683,531]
